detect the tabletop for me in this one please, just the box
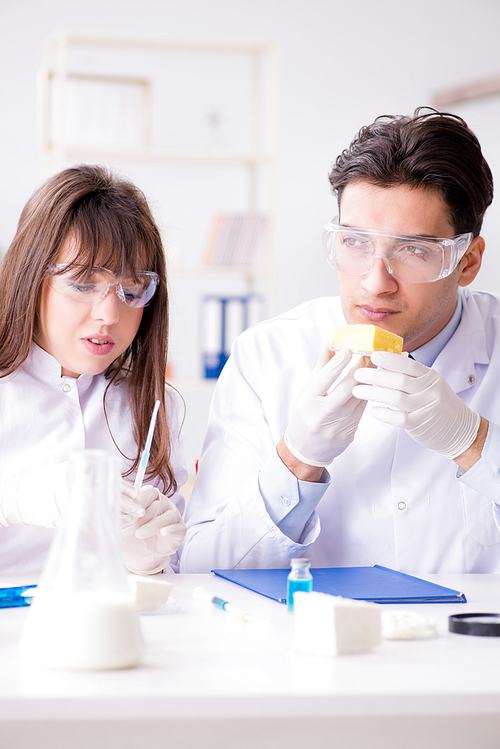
[1,571,500,749]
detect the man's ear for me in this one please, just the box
[458,236,485,287]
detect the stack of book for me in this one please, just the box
[201,293,262,378]
[202,213,267,267]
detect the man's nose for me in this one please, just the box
[360,254,399,295]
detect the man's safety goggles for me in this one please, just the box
[323,219,473,284]
[47,264,159,308]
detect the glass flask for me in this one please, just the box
[287,558,313,612]
[20,449,143,670]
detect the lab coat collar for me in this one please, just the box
[25,344,95,385]
[432,288,489,393]
[411,295,463,367]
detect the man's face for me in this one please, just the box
[337,180,465,351]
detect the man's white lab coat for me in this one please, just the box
[181,288,500,574]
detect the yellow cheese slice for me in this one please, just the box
[331,324,404,354]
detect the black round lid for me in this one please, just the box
[449,613,500,637]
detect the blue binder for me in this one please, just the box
[212,565,467,604]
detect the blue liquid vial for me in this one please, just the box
[287,558,313,612]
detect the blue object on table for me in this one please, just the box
[212,565,467,605]
[0,585,36,608]
[287,558,313,612]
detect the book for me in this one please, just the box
[212,565,467,604]
[201,293,262,378]
[202,213,267,267]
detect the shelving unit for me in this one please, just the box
[38,31,279,307]
[37,31,280,475]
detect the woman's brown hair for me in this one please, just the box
[0,164,177,495]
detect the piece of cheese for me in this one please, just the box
[381,611,437,640]
[128,575,175,612]
[331,324,403,354]
[294,591,381,656]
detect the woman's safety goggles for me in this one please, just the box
[323,219,473,284]
[47,264,159,308]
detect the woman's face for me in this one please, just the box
[34,236,144,378]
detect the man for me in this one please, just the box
[180,108,500,574]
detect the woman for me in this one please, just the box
[0,164,186,574]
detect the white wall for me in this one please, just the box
[2,0,500,468]
[2,0,500,306]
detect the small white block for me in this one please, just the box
[294,592,381,656]
[129,575,175,612]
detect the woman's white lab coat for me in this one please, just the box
[0,344,187,573]
[181,288,500,574]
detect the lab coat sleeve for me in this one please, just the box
[459,420,500,510]
[179,337,324,572]
[0,462,68,528]
[258,451,330,541]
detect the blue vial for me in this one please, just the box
[287,558,313,612]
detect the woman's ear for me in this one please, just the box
[458,236,485,287]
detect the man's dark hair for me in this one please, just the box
[328,107,494,236]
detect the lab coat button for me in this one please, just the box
[62,383,71,393]
[397,501,406,511]
[468,375,475,385]
[281,496,291,507]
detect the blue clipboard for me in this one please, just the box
[212,565,467,604]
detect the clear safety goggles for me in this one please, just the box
[47,264,159,308]
[323,219,473,283]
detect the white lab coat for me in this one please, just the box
[0,344,187,574]
[181,288,500,574]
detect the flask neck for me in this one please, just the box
[41,450,128,597]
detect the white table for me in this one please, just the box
[1,572,500,749]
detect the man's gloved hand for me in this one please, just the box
[352,351,480,459]
[121,483,186,574]
[284,346,370,467]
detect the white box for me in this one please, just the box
[294,591,381,656]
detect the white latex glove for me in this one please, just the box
[121,483,186,574]
[352,351,481,459]
[284,346,370,467]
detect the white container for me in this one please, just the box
[20,449,143,670]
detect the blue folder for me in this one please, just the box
[212,565,467,604]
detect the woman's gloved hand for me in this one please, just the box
[121,483,186,574]
[353,351,480,459]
